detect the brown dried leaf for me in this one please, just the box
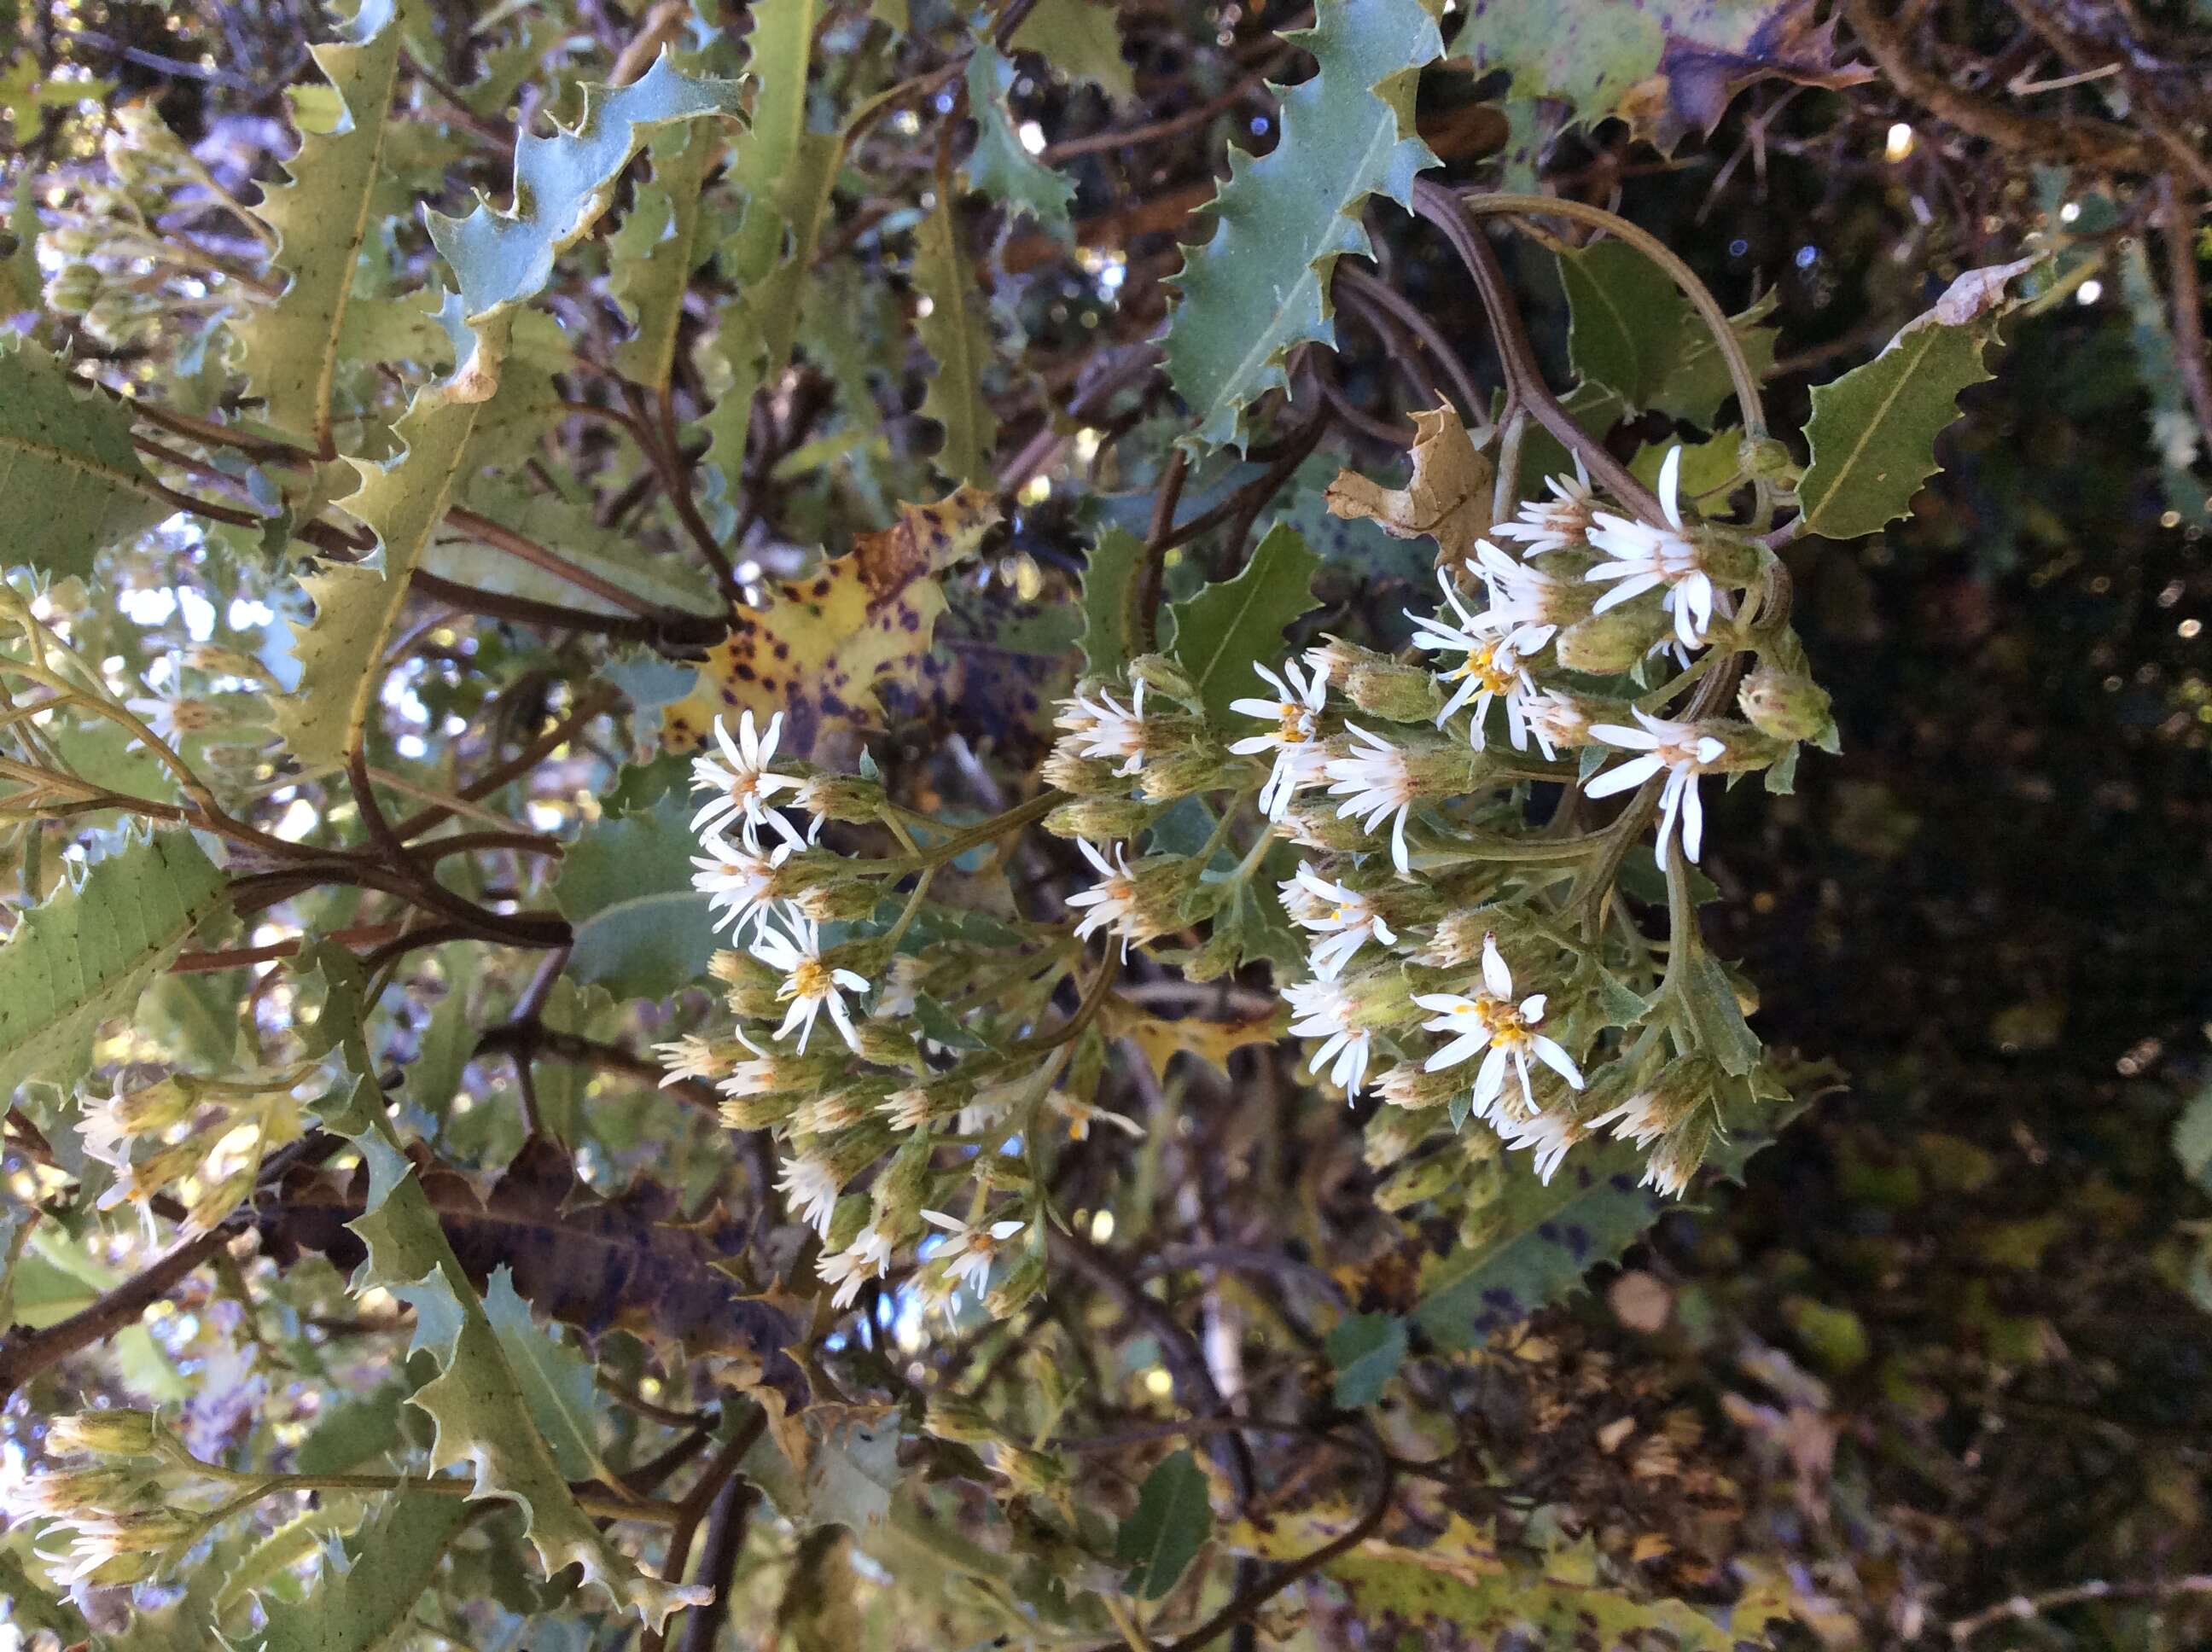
[1324,405,1493,568]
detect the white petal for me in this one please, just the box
[1481,935,1512,998]
[1657,445,1683,527]
[1584,753,1665,799]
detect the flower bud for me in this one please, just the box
[712,953,785,1020]
[1277,796,1369,852]
[1374,1063,1463,1110]
[1128,855,1206,939]
[1344,661,1441,724]
[788,880,882,923]
[972,1154,1031,1193]
[882,1075,973,1131]
[1737,661,1835,745]
[1376,1150,1462,1211]
[985,1250,1046,1318]
[1045,797,1159,841]
[1304,635,1388,686]
[791,1086,879,1137]
[1136,741,1231,803]
[43,262,101,317]
[1642,1108,1714,1198]
[40,223,99,256]
[817,1121,897,1185]
[791,771,886,825]
[1555,605,1671,673]
[720,1088,799,1131]
[46,1410,169,1460]
[853,1020,925,1070]
[824,1192,871,1254]
[1040,747,1128,795]
[1363,1108,1428,1169]
[1338,965,1416,1031]
[1127,653,1198,702]
[183,1166,253,1239]
[870,1133,934,1232]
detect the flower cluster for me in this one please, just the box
[659,710,1043,1321]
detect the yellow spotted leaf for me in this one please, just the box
[660,486,1000,756]
[1324,404,1493,569]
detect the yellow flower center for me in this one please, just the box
[1452,993,1531,1046]
[789,957,831,999]
[1275,702,1315,743]
[1447,643,1517,695]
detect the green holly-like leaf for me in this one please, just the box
[0,340,170,579]
[1164,522,1324,724]
[1326,1311,1408,1407]
[912,193,999,484]
[229,0,404,452]
[0,830,225,1102]
[1078,525,1144,679]
[477,1265,620,1485]
[427,53,743,368]
[1161,0,1442,454]
[244,1492,468,1652]
[1410,1095,1797,1348]
[963,41,1074,240]
[608,123,717,393]
[1558,240,1778,428]
[428,476,722,619]
[1796,259,2034,541]
[552,788,719,1000]
[295,946,711,1630]
[697,0,830,484]
[1010,0,1133,101]
[1449,0,1867,150]
[1115,1449,1213,1601]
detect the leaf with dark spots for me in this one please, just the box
[259,1137,805,1404]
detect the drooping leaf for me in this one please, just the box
[1161,0,1443,453]
[1078,525,1145,679]
[1795,258,2033,540]
[1115,1450,1213,1601]
[1325,1311,1408,1408]
[1449,0,1869,149]
[1010,0,1133,101]
[294,948,711,1630]
[963,41,1074,240]
[911,195,999,484]
[0,340,170,579]
[1558,239,1687,413]
[1164,522,1324,724]
[230,0,404,452]
[246,1492,467,1652]
[0,830,225,1101]
[552,790,717,1000]
[658,486,1001,756]
[1323,404,1493,567]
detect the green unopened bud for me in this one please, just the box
[1363,1108,1428,1170]
[788,880,882,922]
[1376,1150,1461,1211]
[43,261,101,316]
[791,1085,882,1137]
[1339,964,1416,1030]
[1127,653,1198,702]
[720,1088,799,1131]
[7,1462,156,1520]
[1045,796,1159,840]
[711,951,785,1019]
[1128,855,1206,938]
[1304,635,1388,686]
[1040,747,1127,795]
[40,223,100,256]
[811,1121,896,1186]
[870,1133,934,1231]
[882,1075,973,1131]
[791,771,885,825]
[972,1154,1031,1193]
[824,1192,871,1253]
[1137,742,1231,803]
[1373,1063,1463,1109]
[46,1410,169,1460]
[831,936,894,985]
[1278,795,1367,852]
[925,1394,996,1445]
[1738,661,1834,744]
[1556,605,1670,673]
[985,1251,1046,1318]
[853,1020,925,1070]
[1345,660,1442,723]
[1400,742,1481,799]
[1695,531,1764,587]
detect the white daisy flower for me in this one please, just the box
[920,1209,1027,1306]
[816,1223,896,1308]
[123,694,215,748]
[1228,659,1330,819]
[1406,565,1545,753]
[1324,724,1420,875]
[776,1152,843,1236]
[652,1033,736,1086]
[1583,447,1728,654]
[38,1509,200,1587]
[1491,1104,1586,1184]
[1067,839,1140,957]
[1412,934,1585,1116]
[1279,864,1398,978]
[1468,539,1572,655]
[1586,1088,1672,1149]
[1583,707,1729,865]
[690,829,791,939]
[1285,975,1373,1098]
[1493,457,1596,556]
[690,711,806,851]
[751,912,871,1053]
[1054,679,1149,776]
